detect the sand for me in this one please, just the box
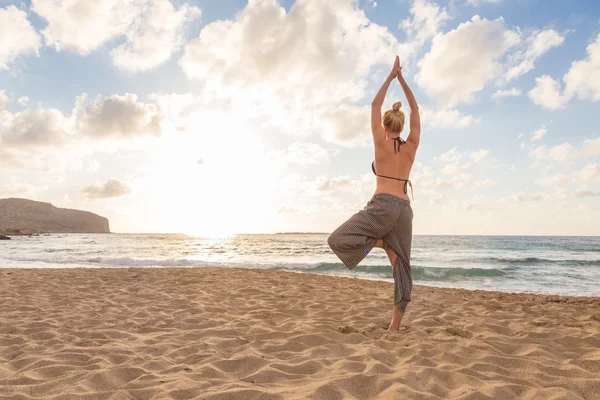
[1,267,599,400]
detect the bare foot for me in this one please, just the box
[388,305,404,331]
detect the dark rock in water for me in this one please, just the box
[0,198,110,234]
[0,235,11,240]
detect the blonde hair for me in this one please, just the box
[382,102,405,134]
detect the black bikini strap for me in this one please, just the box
[393,137,405,153]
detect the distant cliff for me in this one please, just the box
[0,198,110,234]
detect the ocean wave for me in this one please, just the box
[478,257,599,267]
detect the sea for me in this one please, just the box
[1,234,599,297]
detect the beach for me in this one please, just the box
[1,267,599,400]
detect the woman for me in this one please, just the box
[327,55,420,331]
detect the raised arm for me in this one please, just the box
[371,56,400,135]
[397,68,421,146]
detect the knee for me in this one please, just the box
[327,233,337,249]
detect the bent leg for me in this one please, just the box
[328,198,401,270]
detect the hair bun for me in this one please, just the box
[392,101,402,112]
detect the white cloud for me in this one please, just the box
[400,0,449,45]
[537,163,600,186]
[421,107,479,129]
[76,93,163,138]
[529,34,600,109]
[110,0,201,72]
[321,105,371,146]
[0,149,25,170]
[32,0,199,71]
[582,137,600,156]
[17,97,29,106]
[580,163,600,183]
[531,126,547,141]
[536,174,569,187]
[0,6,41,69]
[491,87,522,99]
[274,142,331,166]
[501,191,545,203]
[0,108,71,148]
[0,181,36,198]
[575,188,600,198]
[430,194,448,204]
[416,16,520,107]
[32,0,143,54]
[81,178,132,199]
[415,147,495,192]
[563,33,600,101]
[467,0,502,5]
[530,136,599,164]
[470,149,489,163]
[529,143,573,162]
[504,29,565,82]
[0,91,9,109]
[528,75,570,109]
[181,0,400,111]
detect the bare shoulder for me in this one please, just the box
[403,139,419,159]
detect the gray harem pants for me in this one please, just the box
[327,194,414,312]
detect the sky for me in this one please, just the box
[0,0,599,236]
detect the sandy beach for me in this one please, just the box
[1,267,599,400]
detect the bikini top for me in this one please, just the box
[371,137,414,200]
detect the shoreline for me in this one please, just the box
[1,267,599,399]
[1,265,598,299]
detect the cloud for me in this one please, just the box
[417,15,565,108]
[0,6,41,69]
[504,29,565,82]
[467,0,502,5]
[575,188,600,198]
[529,143,574,163]
[180,0,401,110]
[110,0,201,72]
[81,178,132,199]
[32,0,200,71]
[529,34,600,109]
[470,149,489,163]
[529,136,599,164]
[528,75,570,109]
[537,163,600,187]
[582,137,600,156]
[491,87,522,99]
[0,90,9,109]
[0,149,25,169]
[413,147,495,192]
[531,126,547,141]
[0,181,36,197]
[416,16,520,107]
[580,163,600,183]
[314,175,368,193]
[17,97,29,106]
[500,191,545,203]
[321,105,371,146]
[421,107,479,129]
[399,0,449,46]
[0,109,71,148]
[32,0,142,54]
[76,93,163,138]
[275,142,331,166]
[430,194,448,204]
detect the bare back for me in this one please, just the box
[372,128,417,201]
